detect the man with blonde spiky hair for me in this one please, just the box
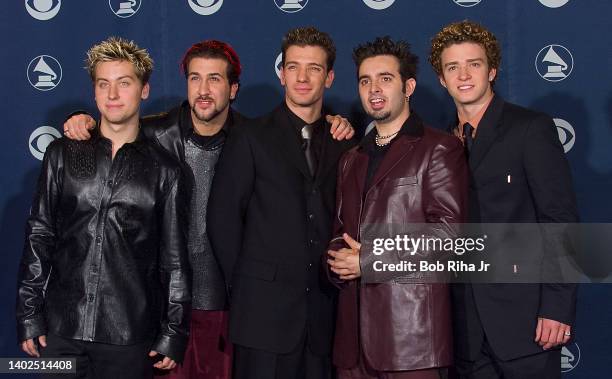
[16,36,191,378]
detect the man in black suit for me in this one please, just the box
[429,21,578,379]
[207,27,355,378]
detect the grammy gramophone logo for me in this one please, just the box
[274,0,308,13]
[27,55,62,91]
[109,0,141,18]
[535,44,574,82]
[188,0,224,15]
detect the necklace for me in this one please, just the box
[375,130,399,147]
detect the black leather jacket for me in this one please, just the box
[142,101,247,310]
[16,128,191,361]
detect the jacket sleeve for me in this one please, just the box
[523,114,578,325]
[16,142,62,342]
[323,152,352,288]
[207,125,255,289]
[152,166,192,362]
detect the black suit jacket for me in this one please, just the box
[452,95,579,361]
[207,103,355,354]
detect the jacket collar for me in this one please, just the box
[91,121,149,155]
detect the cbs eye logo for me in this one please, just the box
[274,53,283,79]
[188,0,223,15]
[25,0,61,20]
[29,126,61,160]
[363,0,395,10]
[554,118,575,153]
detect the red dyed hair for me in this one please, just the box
[180,40,242,84]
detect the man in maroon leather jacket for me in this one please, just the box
[325,37,468,379]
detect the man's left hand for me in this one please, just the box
[326,115,355,140]
[149,350,177,370]
[327,233,361,280]
[535,317,572,350]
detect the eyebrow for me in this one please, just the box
[358,71,395,81]
[444,58,485,68]
[96,75,134,82]
[284,61,325,69]
[187,72,224,77]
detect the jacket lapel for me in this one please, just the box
[366,136,419,193]
[272,106,312,180]
[469,95,505,171]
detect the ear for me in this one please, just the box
[438,75,447,89]
[230,82,239,100]
[488,67,497,82]
[279,66,286,87]
[141,82,150,100]
[405,78,416,97]
[324,69,335,89]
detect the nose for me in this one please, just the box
[458,65,471,81]
[108,82,119,100]
[297,66,307,82]
[198,79,210,96]
[369,80,381,94]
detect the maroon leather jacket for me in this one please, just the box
[326,114,468,371]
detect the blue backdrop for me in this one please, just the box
[1,1,610,377]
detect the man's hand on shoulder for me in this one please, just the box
[63,113,96,141]
[326,115,355,141]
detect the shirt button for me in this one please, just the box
[308,214,314,220]
[95,236,102,244]
[88,294,94,302]
[305,287,310,292]
[308,263,313,268]
[92,266,98,274]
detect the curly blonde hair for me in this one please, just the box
[86,36,153,83]
[429,20,501,77]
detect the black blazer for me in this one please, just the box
[207,103,355,354]
[452,95,579,361]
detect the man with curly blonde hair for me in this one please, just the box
[16,37,191,378]
[429,21,578,379]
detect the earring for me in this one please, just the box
[406,95,410,102]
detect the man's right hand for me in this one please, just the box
[21,335,47,357]
[63,114,96,140]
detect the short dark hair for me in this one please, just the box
[353,36,418,84]
[180,40,242,85]
[281,26,336,71]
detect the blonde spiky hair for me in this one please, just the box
[85,36,153,83]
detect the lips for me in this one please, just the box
[195,97,215,108]
[294,86,312,94]
[457,84,474,91]
[369,97,386,111]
